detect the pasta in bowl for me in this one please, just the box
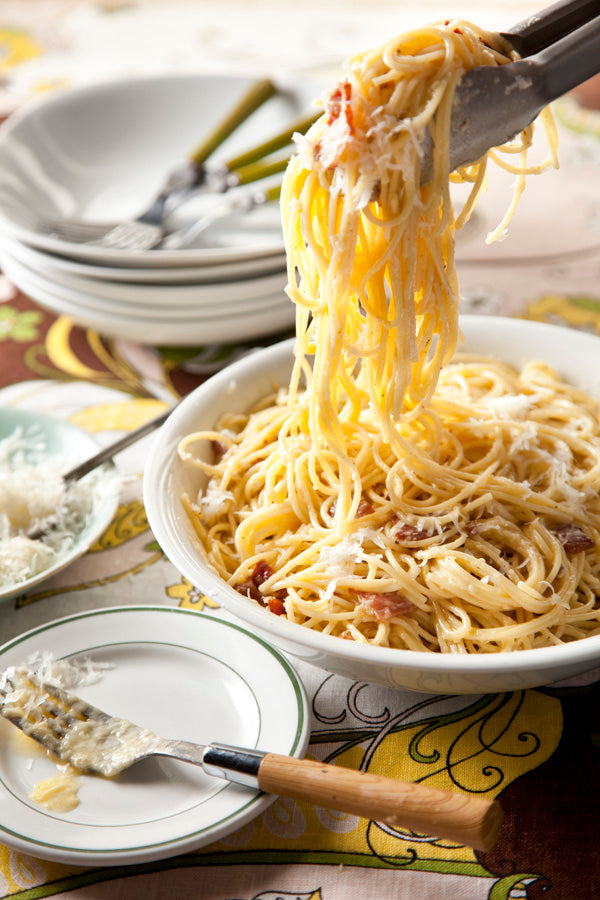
[145,16,599,691]
[143,316,600,694]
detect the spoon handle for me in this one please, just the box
[63,407,172,484]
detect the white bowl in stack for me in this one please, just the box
[0,73,317,345]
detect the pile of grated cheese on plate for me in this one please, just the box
[0,425,104,589]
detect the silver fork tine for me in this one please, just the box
[0,668,132,772]
[0,671,64,754]
[11,718,62,757]
[39,218,114,242]
[92,221,163,252]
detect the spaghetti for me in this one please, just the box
[179,20,600,653]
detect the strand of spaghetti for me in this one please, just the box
[176,20,600,654]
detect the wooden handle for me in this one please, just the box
[257,753,502,851]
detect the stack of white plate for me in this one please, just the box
[0,74,317,345]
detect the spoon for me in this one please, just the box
[26,406,173,540]
[60,407,172,486]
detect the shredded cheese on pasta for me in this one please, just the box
[178,20,600,654]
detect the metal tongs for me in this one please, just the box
[433,0,600,178]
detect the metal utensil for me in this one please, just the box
[0,667,502,851]
[59,407,172,485]
[424,0,600,181]
[36,79,274,253]
[161,182,282,250]
[40,110,316,249]
[63,159,286,253]
[26,406,172,540]
[43,175,283,253]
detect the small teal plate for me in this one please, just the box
[0,407,119,601]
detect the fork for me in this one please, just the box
[40,107,316,252]
[83,78,279,253]
[161,181,282,250]
[0,666,502,851]
[42,177,283,252]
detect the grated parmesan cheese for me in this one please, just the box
[482,393,542,419]
[509,421,538,453]
[319,527,385,578]
[0,424,118,589]
[22,650,115,689]
[0,653,116,811]
[197,479,234,520]
[0,654,115,717]
[0,536,55,584]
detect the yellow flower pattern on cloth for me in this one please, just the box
[0,28,41,72]
[205,689,561,872]
[525,292,600,334]
[70,399,168,433]
[171,577,219,611]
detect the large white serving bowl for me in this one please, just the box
[143,316,600,694]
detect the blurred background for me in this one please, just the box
[0,0,556,117]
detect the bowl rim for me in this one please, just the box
[144,315,600,677]
[0,71,271,139]
[0,72,315,268]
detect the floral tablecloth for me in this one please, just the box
[1,2,600,898]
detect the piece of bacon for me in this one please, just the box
[251,560,274,586]
[392,520,433,543]
[267,596,286,616]
[234,561,287,613]
[555,525,595,555]
[329,496,374,519]
[355,590,415,621]
[211,439,229,462]
[235,579,262,601]
[326,81,353,129]
[315,81,355,170]
[356,498,375,518]
[443,20,463,34]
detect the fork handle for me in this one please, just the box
[189,79,277,170]
[202,743,502,851]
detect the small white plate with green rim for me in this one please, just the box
[0,605,310,865]
[0,407,119,602]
